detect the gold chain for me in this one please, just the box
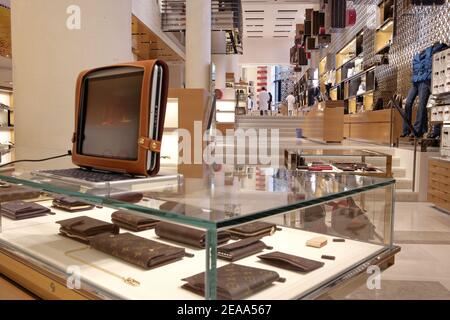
[64,246,140,287]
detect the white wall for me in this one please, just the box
[11,0,133,168]
[168,62,185,88]
[239,38,292,66]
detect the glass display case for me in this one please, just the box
[284,149,393,178]
[0,164,398,300]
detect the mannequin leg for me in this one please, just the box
[402,83,419,136]
[413,81,431,137]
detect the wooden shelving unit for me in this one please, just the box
[375,0,394,54]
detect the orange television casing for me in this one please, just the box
[71,60,169,177]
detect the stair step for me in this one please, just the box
[395,190,419,202]
[395,178,413,189]
[392,167,406,178]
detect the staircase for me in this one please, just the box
[233,115,418,202]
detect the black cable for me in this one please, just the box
[0,151,72,169]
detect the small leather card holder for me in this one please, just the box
[217,237,272,262]
[258,251,324,272]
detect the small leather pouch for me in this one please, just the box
[182,263,283,300]
[56,216,119,244]
[52,196,94,212]
[0,184,41,203]
[258,251,324,272]
[90,233,185,270]
[229,221,279,239]
[111,210,159,232]
[155,222,231,248]
[109,192,144,203]
[217,237,272,262]
[1,200,51,220]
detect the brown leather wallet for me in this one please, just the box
[56,216,119,244]
[258,251,324,272]
[182,263,283,300]
[0,184,41,203]
[155,222,231,248]
[111,210,159,232]
[90,233,185,270]
[217,237,272,262]
[1,200,51,220]
[52,196,94,212]
[229,221,279,239]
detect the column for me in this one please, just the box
[185,0,211,90]
[11,0,133,168]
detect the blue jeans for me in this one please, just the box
[402,81,431,137]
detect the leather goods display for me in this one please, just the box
[258,251,324,273]
[0,184,41,203]
[56,216,119,244]
[52,196,94,212]
[1,200,52,220]
[217,237,272,262]
[111,210,158,232]
[181,263,283,300]
[308,165,333,172]
[333,163,378,172]
[90,233,185,270]
[306,236,328,248]
[330,0,347,29]
[155,222,231,248]
[333,162,367,172]
[228,221,279,239]
[330,197,375,241]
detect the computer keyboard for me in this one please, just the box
[41,168,134,183]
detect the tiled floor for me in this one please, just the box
[339,202,450,299]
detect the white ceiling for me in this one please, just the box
[242,0,320,39]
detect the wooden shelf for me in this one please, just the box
[376,17,394,32]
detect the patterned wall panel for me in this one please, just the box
[391,0,450,97]
[322,0,398,106]
[323,0,450,107]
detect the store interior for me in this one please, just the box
[0,0,449,300]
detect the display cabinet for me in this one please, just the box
[0,164,398,300]
[284,148,393,178]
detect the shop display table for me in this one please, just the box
[284,148,393,178]
[0,165,399,300]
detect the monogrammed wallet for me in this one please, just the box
[258,251,324,272]
[1,200,51,220]
[111,210,159,232]
[155,222,231,248]
[90,232,185,270]
[56,216,119,244]
[181,263,283,300]
[217,237,271,262]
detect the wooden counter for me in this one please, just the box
[302,101,345,143]
[343,109,402,145]
[428,158,450,213]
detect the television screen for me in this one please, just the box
[80,69,143,161]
